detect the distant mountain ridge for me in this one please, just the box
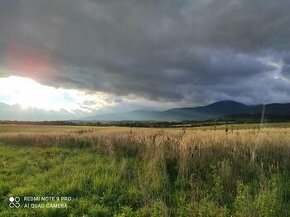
[84,100,290,121]
[1,100,290,122]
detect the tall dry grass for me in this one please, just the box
[1,125,290,216]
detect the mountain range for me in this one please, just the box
[1,100,290,122]
[84,100,290,122]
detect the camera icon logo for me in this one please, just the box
[9,197,20,208]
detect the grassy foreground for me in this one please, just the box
[1,124,290,216]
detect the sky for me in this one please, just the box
[0,0,290,120]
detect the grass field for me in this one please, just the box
[1,123,290,216]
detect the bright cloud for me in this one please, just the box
[0,76,115,113]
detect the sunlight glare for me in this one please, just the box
[0,76,114,112]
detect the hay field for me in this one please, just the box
[1,124,290,216]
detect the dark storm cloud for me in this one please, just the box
[281,52,290,79]
[282,65,290,78]
[0,0,290,105]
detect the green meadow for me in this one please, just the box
[1,124,290,216]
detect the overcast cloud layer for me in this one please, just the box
[1,0,290,108]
